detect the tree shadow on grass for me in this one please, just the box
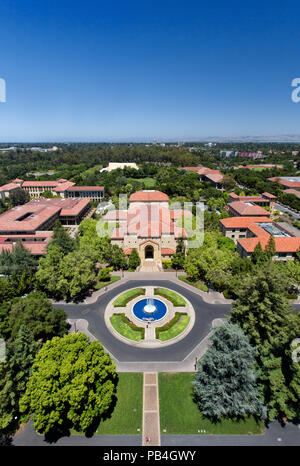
[44,373,120,442]
[84,373,119,438]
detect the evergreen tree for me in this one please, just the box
[7,325,40,400]
[231,264,292,350]
[251,242,267,265]
[231,264,300,421]
[193,322,266,420]
[265,235,276,259]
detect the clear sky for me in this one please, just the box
[0,0,299,142]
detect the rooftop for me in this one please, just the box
[129,190,169,202]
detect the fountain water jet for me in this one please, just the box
[143,298,157,314]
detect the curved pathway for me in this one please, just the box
[53,279,232,364]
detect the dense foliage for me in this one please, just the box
[194,322,266,420]
[20,333,117,436]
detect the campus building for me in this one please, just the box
[219,216,300,261]
[227,192,276,216]
[2,178,105,201]
[103,190,192,267]
[268,176,300,189]
[100,162,139,172]
[184,166,224,188]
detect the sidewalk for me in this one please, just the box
[142,373,160,446]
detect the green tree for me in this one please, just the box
[108,244,128,270]
[128,248,141,271]
[230,265,292,350]
[265,235,276,259]
[20,333,117,436]
[49,221,75,255]
[10,188,30,206]
[193,322,266,420]
[98,266,112,282]
[7,291,68,342]
[0,242,37,277]
[251,242,268,265]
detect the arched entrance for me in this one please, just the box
[145,245,154,260]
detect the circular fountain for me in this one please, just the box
[132,298,167,322]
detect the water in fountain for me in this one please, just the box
[143,298,157,314]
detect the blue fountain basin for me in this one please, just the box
[132,298,167,322]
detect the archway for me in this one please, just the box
[145,245,154,259]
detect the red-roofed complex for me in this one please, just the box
[268,177,300,189]
[184,166,224,188]
[0,198,91,237]
[219,216,300,260]
[103,190,192,267]
[0,178,104,201]
[228,192,276,215]
[0,232,53,256]
[284,188,300,199]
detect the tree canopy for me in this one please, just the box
[20,333,117,436]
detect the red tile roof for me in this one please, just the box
[161,248,174,254]
[53,181,75,192]
[28,198,90,217]
[129,190,169,202]
[268,177,300,188]
[0,204,61,233]
[204,173,224,183]
[238,237,300,253]
[0,182,19,192]
[229,201,270,216]
[284,189,300,199]
[22,181,59,187]
[67,186,104,191]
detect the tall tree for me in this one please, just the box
[49,221,75,255]
[128,248,141,271]
[193,322,266,420]
[10,188,30,206]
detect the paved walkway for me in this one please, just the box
[142,373,160,446]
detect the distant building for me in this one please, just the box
[0,182,21,201]
[268,176,300,189]
[0,197,91,236]
[228,192,276,215]
[100,162,139,172]
[284,188,300,199]
[2,178,104,201]
[184,166,224,188]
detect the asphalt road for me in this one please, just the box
[53,280,232,362]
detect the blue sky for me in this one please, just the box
[0,0,299,141]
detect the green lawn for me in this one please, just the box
[94,276,120,290]
[154,288,186,306]
[156,313,190,341]
[159,373,265,435]
[178,275,208,292]
[126,177,156,188]
[113,288,145,307]
[73,373,143,435]
[110,314,144,341]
